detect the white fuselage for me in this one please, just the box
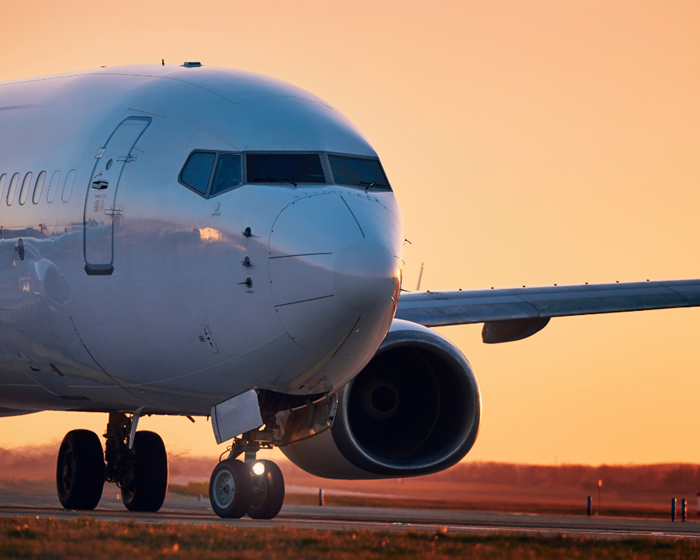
[0,65,403,417]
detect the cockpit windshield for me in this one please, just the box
[179,151,392,198]
[328,155,390,190]
[210,153,242,196]
[247,154,326,185]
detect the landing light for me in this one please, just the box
[252,462,265,476]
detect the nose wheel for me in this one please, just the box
[247,459,285,519]
[209,459,253,518]
[208,453,285,519]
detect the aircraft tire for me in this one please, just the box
[209,459,253,518]
[247,460,285,519]
[56,429,105,510]
[122,431,168,512]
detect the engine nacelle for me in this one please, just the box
[281,319,481,479]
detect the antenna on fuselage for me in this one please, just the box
[416,263,425,291]
[162,59,165,66]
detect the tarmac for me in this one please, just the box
[1,489,699,540]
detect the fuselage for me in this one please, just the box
[0,65,403,416]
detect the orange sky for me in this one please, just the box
[2,1,700,466]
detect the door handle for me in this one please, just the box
[91,181,109,190]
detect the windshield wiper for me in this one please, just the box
[360,181,376,191]
[253,177,298,187]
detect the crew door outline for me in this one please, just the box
[83,117,151,275]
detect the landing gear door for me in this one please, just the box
[84,117,151,275]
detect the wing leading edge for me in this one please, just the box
[395,279,700,343]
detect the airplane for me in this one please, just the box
[1,63,699,520]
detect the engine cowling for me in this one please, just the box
[280,319,481,479]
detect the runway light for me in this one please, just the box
[252,462,265,476]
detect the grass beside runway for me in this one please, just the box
[2,517,700,559]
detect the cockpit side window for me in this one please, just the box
[247,154,326,185]
[328,155,391,190]
[210,153,242,196]
[180,151,216,194]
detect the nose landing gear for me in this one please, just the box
[209,431,286,519]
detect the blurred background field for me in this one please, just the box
[4,445,700,520]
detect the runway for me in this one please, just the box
[1,490,699,540]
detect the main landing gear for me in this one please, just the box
[56,412,168,512]
[209,432,285,519]
[56,430,105,510]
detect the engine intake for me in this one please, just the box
[281,319,481,479]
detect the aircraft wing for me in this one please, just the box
[395,279,700,343]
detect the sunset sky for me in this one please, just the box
[2,1,700,466]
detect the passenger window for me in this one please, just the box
[0,175,6,202]
[19,172,33,205]
[46,171,61,203]
[210,154,242,196]
[180,151,215,194]
[6,173,19,206]
[33,171,46,204]
[62,170,76,202]
[328,155,391,190]
[247,154,326,184]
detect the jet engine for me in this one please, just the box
[280,319,481,479]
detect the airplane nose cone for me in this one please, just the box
[268,193,402,358]
[334,240,398,312]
